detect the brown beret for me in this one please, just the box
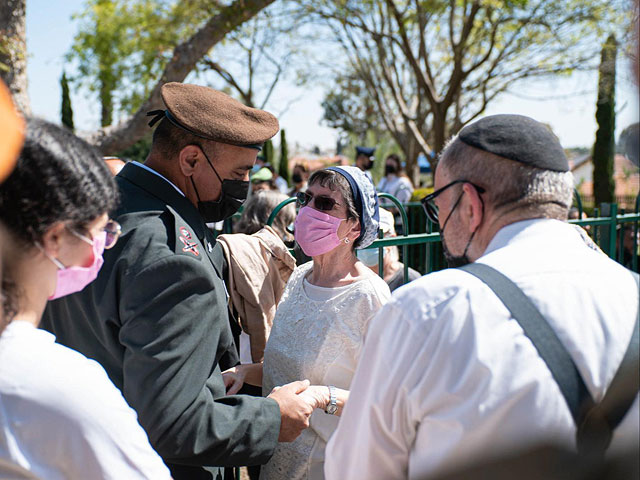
[147,82,279,149]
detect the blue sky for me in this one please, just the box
[26,0,638,152]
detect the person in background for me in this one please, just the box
[236,190,296,245]
[289,163,309,197]
[104,156,127,175]
[251,166,277,192]
[376,154,414,203]
[223,166,391,479]
[354,146,375,181]
[325,114,639,479]
[264,163,289,194]
[0,118,171,479]
[357,208,421,292]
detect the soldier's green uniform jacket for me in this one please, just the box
[42,163,281,480]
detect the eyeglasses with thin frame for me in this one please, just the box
[71,219,122,250]
[296,191,341,212]
[421,180,485,224]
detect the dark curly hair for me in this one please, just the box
[0,118,118,323]
[0,117,118,243]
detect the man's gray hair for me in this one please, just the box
[438,137,574,220]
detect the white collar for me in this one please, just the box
[131,161,185,197]
[482,218,571,257]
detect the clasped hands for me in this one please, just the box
[222,364,332,442]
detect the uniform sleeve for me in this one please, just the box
[118,253,280,467]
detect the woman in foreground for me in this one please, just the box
[0,119,171,479]
[225,165,390,479]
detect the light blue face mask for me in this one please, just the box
[357,247,381,267]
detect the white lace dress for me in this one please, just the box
[261,262,391,480]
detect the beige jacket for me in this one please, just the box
[217,226,296,363]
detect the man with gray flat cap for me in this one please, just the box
[42,83,313,480]
[326,114,639,479]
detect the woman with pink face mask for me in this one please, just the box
[0,119,171,479]
[223,166,390,480]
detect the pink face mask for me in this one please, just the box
[43,231,107,300]
[294,206,344,257]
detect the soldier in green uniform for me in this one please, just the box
[41,83,313,480]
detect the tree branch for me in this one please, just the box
[83,0,276,154]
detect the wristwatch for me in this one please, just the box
[325,385,338,415]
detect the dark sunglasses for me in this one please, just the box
[421,180,485,224]
[296,191,342,212]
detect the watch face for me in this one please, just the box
[326,404,338,415]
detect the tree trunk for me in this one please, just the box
[82,0,276,154]
[99,77,113,127]
[0,0,30,115]
[592,35,617,206]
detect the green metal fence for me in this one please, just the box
[266,193,640,285]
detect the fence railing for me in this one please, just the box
[265,193,640,283]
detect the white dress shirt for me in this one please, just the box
[0,321,170,480]
[325,219,639,479]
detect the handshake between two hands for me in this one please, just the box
[222,365,334,442]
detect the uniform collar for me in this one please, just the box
[117,162,207,241]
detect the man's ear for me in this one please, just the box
[463,183,484,233]
[178,145,202,177]
[40,222,67,257]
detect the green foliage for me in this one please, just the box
[60,71,74,131]
[279,129,289,184]
[68,0,216,124]
[592,34,617,206]
[263,139,275,167]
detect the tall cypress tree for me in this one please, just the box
[592,35,617,206]
[60,71,74,131]
[264,139,275,167]
[279,129,289,184]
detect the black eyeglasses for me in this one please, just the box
[296,191,341,212]
[421,180,485,224]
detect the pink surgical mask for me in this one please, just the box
[294,206,345,257]
[42,231,107,300]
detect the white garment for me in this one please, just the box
[275,176,289,195]
[0,321,170,480]
[376,175,414,203]
[325,219,640,480]
[262,262,391,480]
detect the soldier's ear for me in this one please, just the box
[178,145,201,177]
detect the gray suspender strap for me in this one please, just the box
[458,263,595,424]
[458,263,640,454]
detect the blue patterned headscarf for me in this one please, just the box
[326,166,380,248]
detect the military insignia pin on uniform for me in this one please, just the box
[179,226,199,257]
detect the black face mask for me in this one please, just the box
[191,148,250,223]
[385,164,398,176]
[292,172,303,184]
[440,190,474,268]
[363,159,374,170]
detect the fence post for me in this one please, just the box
[599,203,618,259]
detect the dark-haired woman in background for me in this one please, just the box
[0,119,170,479]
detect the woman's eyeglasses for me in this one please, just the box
[71,219,122,249]
[421,180,485,224]
[296,191,341,212]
